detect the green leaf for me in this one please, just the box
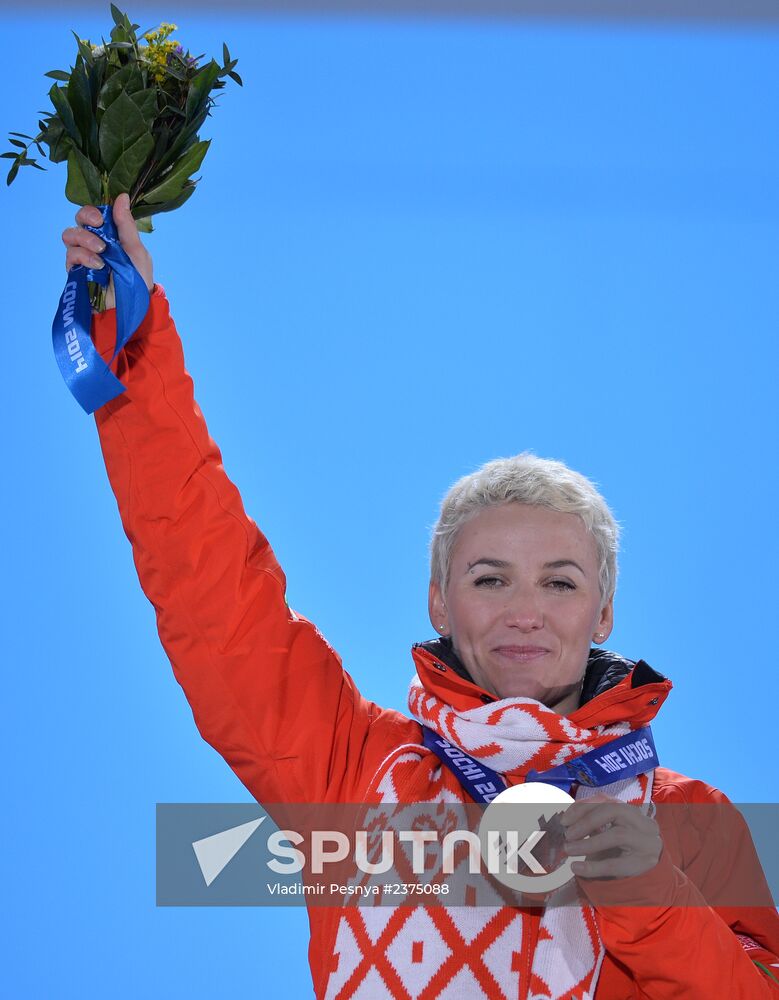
[6,160,20,185]
[9,139,26,149]
[98,64,143,111]
[110,3,125,27]
[49,84,81,146]
[135,180,197,217]
[71,31,94,66]
[109,24,130,46]
[9,132,33,139]
[1,152,18,159]
[163,63,187,83]
[45,70,71,82]
[150,123,172,164]
[134,215,154,233]
[65,148,102,205]
[223,43,230,64]
[141,139,209,204]
[153,98,209,175]
[42,118,73,163]
[228,71,243,86]
[108,131,154,199]
[159,103,186,119]
[129,88,158,126]
[67,58,93,146]
[99,89,150,171]
[87,115,100,165]
[185,59,221,121]
[88,53,106,106]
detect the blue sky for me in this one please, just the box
[2,8,778,997]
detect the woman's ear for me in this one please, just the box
[594,593,614,642]
[428,579,448,634]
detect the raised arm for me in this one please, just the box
[65,198,410,805]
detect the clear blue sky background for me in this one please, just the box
[2,8,778,997]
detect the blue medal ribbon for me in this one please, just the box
[423,727,506,805]
[525,726,658,791]
[52,203,150,414]
[423,725,658,803]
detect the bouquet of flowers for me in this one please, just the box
[5,4,241,412]
[5,4,240,301]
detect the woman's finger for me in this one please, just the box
[563,802,651,840]
[571,853,655,880]
[62,226,107,253]
[75,205,104,228]
[564,826,658,858]
[65,246,105,272]
[564,827,626,856]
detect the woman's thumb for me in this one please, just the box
[109,191,154,292]
[112,192,142,248]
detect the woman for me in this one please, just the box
[64,195,779,999]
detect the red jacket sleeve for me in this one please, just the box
[582,775,779,997]
[90,288,412,805]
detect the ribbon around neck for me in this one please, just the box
[424,725,659,803]
[52,203,150,414]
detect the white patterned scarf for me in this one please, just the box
[323,674,657,1000]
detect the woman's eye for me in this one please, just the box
[547,579,575,591]
[474,576,503,588]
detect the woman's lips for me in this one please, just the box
[493,646,549,663]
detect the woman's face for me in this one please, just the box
[428,503,613,713]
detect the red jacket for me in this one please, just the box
[91,288,779,999]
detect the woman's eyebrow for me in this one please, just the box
[466,558,511,572]
[465,558,587,574]
[543,559,585,574]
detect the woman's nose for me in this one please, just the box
[503,593,544,631]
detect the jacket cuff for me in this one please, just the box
[90,284,169,368]
[575,845,683,911]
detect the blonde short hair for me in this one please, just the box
[429,452,619,601]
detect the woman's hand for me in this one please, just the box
[560,794,663,880]
[61,192,154,309]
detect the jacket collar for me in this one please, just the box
[411,636,672,726]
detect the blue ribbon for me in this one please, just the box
[525,726,659,791]
[423,727,506,805]
[52,203,150,414]
[423,725,658,802]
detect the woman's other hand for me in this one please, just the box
[61,192,154,309]
[560,795,663,880]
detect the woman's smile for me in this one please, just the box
[492,645,550,662]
